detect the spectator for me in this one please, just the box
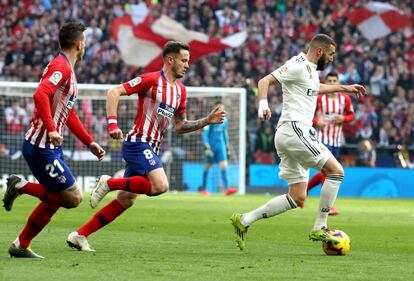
[4,99,28,135]
[0,0,412,166]
[356,140,376,167]
[254,122,275,164]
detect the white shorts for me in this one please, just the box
[274,121,332,184]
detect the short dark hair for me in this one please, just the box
[59,20,86,50]
[309,34,336,51]
[162,41,190,58]
[326,72,338,79]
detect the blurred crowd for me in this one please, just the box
[0,0,413,167]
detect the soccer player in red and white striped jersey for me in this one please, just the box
[2,20,106,258]
[67,41,226,251]
[307,72,355,215]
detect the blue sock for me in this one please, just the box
[202,169,209,188]
[221,169,229,189]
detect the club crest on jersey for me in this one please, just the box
[128,77,142,87]
[48,71,63,85]
[157,103,175,119]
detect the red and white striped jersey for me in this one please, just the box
[25,53,80,148]
[122,70,187,154]
[313,93,355,147]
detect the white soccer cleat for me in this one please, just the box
[66,231,95,252]
[90,175,111,209]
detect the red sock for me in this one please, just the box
[307,173,324,191]
[107,176,152,195]
[77,199,126,237]
[19,182,65,206]
[19,202,59,248]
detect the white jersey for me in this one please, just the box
[271,52,320,127]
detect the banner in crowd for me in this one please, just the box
[111,14,247,71]
[347,1,411,41]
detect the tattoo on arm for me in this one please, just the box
[174,113,208,134]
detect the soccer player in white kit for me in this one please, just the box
[231,34,366,250]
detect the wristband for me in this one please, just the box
[259,99,269,108]
[107,116,119,132]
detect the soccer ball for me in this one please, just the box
[322,230,351,256]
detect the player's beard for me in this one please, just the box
[77,48,85,61]
[316,55,328,71]
[172,64,184,79]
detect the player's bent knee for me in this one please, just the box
[150,182,169,196]
[117,192,137,209]
[291,194,306,207]
[64,195,82,208]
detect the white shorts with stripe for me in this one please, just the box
[275,121,332,184]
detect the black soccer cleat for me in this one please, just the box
[3,175,22,211]
[8,243,44,259]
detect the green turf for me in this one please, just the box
[0,193,413,281]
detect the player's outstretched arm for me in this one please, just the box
[174,105,225,134]
[106,84,127,140]
[319,83,366,98]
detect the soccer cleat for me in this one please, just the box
[200,190,209,196]
[328,207,339,216]
[67,231,95,252]
[230,213,248,250]
[309,228,340,244]
[8,243,44,259]
[90,175,111,208]
[3,175,22,211]
[224,187,237,196]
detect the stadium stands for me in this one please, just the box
[0,0,413,167]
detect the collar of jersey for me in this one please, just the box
[300,52,317,70]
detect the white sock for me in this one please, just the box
[14,177,27,189]
[13,237,21,248]
[241,194,297,226]
[313,174,343,230]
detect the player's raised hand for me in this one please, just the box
[258,99,271,121]
[207,105,226,124]
[345,84,366,98]
[48,131,63,146]
[89,142,106,161]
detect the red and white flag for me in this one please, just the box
[347,2,411,41]
[111,14,247,71]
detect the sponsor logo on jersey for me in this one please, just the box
[48,71,63,85]
[306,88,318,96]
[157,103,175,119]
[128,77,142,87]
[149,159,156,166]
[66,93,77,109]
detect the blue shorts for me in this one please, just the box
[122,141,163,177]
[325,144,340,159]
[22,140,75,192]
[206,145,227,163]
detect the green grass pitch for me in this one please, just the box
[0,192,413,281]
